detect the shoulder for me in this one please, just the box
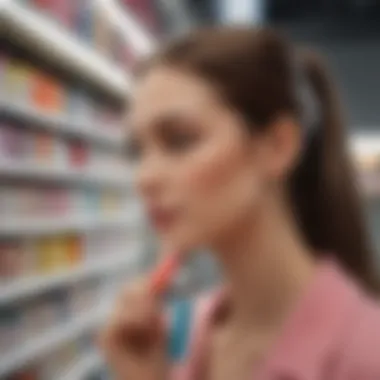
[338,291,380,379]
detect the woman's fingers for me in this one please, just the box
[99,278,166,374]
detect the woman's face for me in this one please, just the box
[128,66,287,253]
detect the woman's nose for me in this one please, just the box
[135,158,166,199]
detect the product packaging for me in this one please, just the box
[34,131,55,165]
[76,0,94,46]
[0,53,8,99]
[68,140,89,169]
[0,124,30,162]
[67,235,83,266]
[93,4,111,56]
[0,306,22,355]
[5,59,31,103]
[0,240,25,282]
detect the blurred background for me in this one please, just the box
[1,0,380,379]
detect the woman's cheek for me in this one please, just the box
[180,143,249,216]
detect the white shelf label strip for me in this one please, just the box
[0,101,125,148]
[0,1,131,98]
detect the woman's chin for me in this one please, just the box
[158,231,204,255]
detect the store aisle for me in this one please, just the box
[0,1,153,379]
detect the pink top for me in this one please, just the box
[173,260,380,380]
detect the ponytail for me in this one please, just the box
[291,50,377,292]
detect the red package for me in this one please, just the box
[68,140,89,168]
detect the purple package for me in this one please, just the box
[0,124,29,160]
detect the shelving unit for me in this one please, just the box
[0,0,131,99]
[0,247,141,305]
[0,100,125,148]
[0,161,131,187]
[58,352,103,380]
[0,306,109,378]
[0,212,139,237]
[0,1,153,379]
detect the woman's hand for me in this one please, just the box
[99,279,168,380]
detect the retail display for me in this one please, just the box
[0,53,124,145]
[0,230,136,286]
[0,269,132,378]
[15,0,135,67]
[0,1,151,379]
[0,134,123,173]
[121,0,160,34]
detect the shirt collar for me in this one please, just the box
[257,259,362,380]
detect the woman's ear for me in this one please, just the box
[262,115,303,179]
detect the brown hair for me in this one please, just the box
[141,26,377,291]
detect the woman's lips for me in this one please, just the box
[148,208,178,230]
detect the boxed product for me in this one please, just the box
[122,0,158,33]
[66,234,83,266]
[0,306,22,355]
[31,0,56,14]
[36,237,57,274]
[0,53,8,98]
[0,240,26,283]
[93,4,112,56]
[42,187,70,217]
[83,188,100,214]
[0,187,19,219]
[47,0,74,27]
[3,59,32,103]
[48,236,69,272]
[33,131,55,164]
[68,140,89,168]
[30,71,64,114]
[22,239,38,278]
[75,0,95,45]
[0,123,32,162]
[27,186,46,217]
[101,190,118,214]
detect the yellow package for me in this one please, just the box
[36,238,55,274]
[5,59,31,102]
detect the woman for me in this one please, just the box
[100,27,380,380]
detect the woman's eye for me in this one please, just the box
[164,132,199,152]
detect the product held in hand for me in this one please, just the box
[149,253,193,362]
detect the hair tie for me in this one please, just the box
[293,60,321,139]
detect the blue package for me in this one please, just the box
[168,298,193,362]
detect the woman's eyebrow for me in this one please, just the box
[128,109,194,139]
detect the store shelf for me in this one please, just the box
[0,250,140,305]
[58,352,103,380]
[0,0,131,99]
[98,0,155,56]
[0,211,140,236]
[0,161,130,188]
[0,100,125,149]
[0,308,108,378]
[0,2,146,379]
